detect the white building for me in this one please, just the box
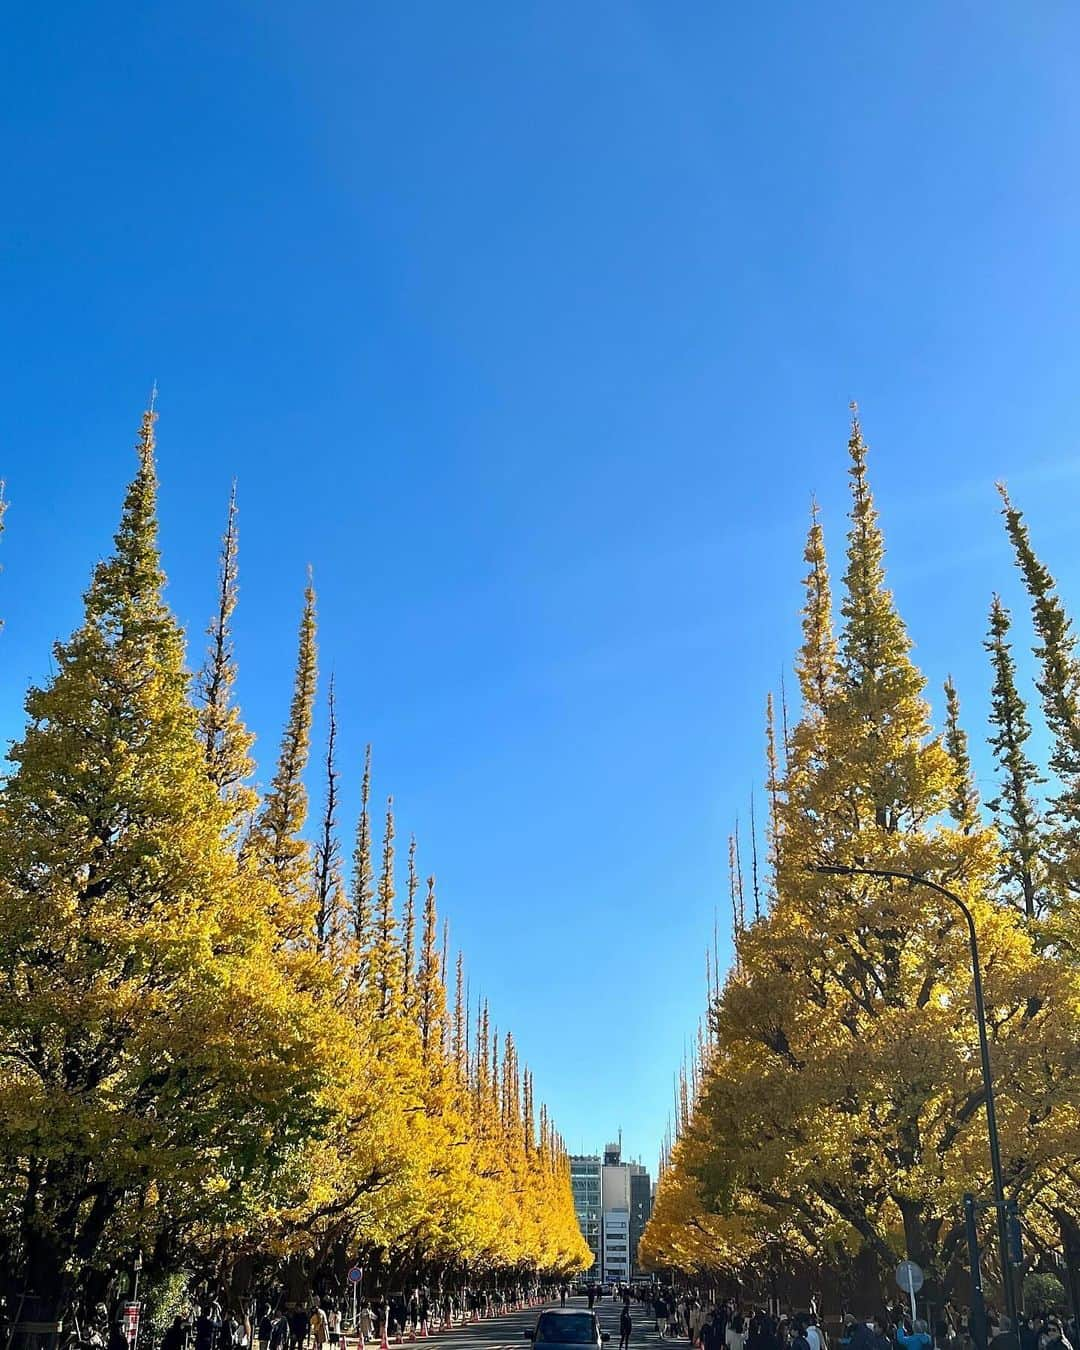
[601,1207,630,1284]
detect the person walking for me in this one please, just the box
[621,1304,633,1350]
[309,1304,329,1350]
[1021,1318,1044,1350]
[728,1316,748,1350]
[841,1318,871,1350]
[196,1306,223,1350]
[656,1295,669,1340]
[268,1314,290,1350]
[667,1304,681,1341]
[870,1318,893,1350]
[289,1310,309,1350]
[163,1319,190,1350]
[702,1312,725,1350]
[898,1322,932,1350]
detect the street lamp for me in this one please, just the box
[811,864,1020,1346]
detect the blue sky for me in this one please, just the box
[5,1,1080,1168]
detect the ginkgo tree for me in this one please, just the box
[0,405,589,1323]
[644,414,1080,1302]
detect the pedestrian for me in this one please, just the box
[621,1305,633,1350]
[870,1319,893,1350]
[1044,1321,1073,1350]
[840,1317,859,1350]
[222,1313,244,1350]
[728,1316,748,1350]
[703,1312,725,1350]
[289,1309,309,1350]
[308,1306,329,1350]
[656,1295,669,1340]
[268,1314,290,1350]
[163,1318,190,1350]
[898,1322,932,1350]
[806,1316,825,1350]
[561,1289,567,1310]
[196,1306,223,1350]
[756,1313,780,1350]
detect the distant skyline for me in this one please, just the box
[6,2,1080,1167]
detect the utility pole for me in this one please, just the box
[812,865,1021,1349]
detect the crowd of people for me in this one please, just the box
[641,1293,1078,1350]
[33,1280,1079,1350]
[145,1284,551,1350]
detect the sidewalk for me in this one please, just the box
[338,1299,549,1350]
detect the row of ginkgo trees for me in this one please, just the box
[641,411,1080,1307]
[0,406,590,1322]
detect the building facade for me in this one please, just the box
[629,1170,653,1276]
[569,1155,601,1278]
[601,1207,630,1284]
[573,1140,652,1282]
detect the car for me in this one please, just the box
[525,1310,610,1350]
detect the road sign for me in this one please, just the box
[348,1266,363,1284]
[895,1261,923,1321]
[122,1302,141,1350]
[895,1260,924,1294]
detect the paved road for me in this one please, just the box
[413,1296,659,1350]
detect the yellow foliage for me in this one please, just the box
[0,406,588,1317]
[644,416,1080,1297]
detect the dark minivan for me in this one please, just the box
[525,1311,609,1350]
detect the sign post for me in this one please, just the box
[122,1303,141,1350]
[348,1267,363,1336]
[895,1261,924,1324]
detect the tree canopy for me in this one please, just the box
[0,405,589,1319]
[642,413,1080,1304]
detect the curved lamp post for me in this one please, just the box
[811,863,1019,1344]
